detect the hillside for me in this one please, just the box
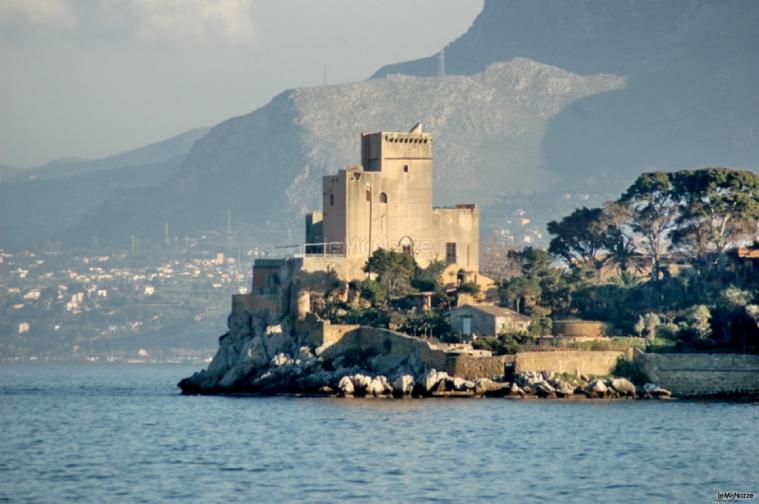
[71,59,623,247]
[372,0,759,192]
[12,0,759,251]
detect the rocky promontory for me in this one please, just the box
[178,290,671,400]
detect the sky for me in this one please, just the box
[0,0,483,167]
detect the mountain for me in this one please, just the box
[372,0,758,78]
[69,59,622,247]
[15,0,759,250]
[7,127,210,182]
[372,0,759,192]
[0,127,210,250]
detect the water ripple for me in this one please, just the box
[1,364,758,503]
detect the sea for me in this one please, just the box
[1,363,757,503]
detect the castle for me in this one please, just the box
[253,124,480,291]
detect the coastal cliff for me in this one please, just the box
[178,265,674,400]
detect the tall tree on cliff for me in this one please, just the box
[670,168,759,267]
[617,172,679,282]
[547,206,632,271]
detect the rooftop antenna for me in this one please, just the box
[409,122,423,133]
[438,47,446,77]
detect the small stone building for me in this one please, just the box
[450,304,531,338]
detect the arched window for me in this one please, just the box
[399,236,413,255]
[379,192,388,203]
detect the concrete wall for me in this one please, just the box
[634,351,759,397]
[514,350,627,376]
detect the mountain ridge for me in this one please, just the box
[69,59,623,247]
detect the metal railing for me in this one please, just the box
[261,242,345,258]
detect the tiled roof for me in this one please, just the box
[454,303,531,320]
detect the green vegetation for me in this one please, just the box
[319,168,759,356]
[612,358,651,385]
[327,250,463,339]
[500,167,759,353]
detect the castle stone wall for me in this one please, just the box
[514,350,627,376]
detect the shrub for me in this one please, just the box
[357,279,388,306]
[612,358,649,385]
[529,316,552,337]
[655,323,679,340]
[457,281,481,295]
[682,304,712,339]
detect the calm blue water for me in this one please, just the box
[1,364,757,503]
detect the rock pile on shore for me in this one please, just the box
[180,338,672,399]
[328,369,671,399]
[178,312,672,399]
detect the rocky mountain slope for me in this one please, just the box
[373,0,759,192]
[71,59,622,247]
[12,0,758,250]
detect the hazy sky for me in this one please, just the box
[0,0,483,167]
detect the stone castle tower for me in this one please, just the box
[302,124,479,285]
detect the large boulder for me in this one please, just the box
[350,374,373,394]
[474,378,510,397]
[337,376,355,396]
[217,361,256,389]
[588,379,608,398]
[535,381,557,398]
[516,371,545,388]
[452,377,475,392]
[610,378,637,397]
[508,383,524,397]
[392,374,415,395]
[417,369,449,394]
[643,383,672,399]
[366,376,392,397]
[555,382,575,398]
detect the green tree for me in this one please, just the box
[618,172,679,282]
[363,248,417,299]
[411,260,446,293]
[671,168,759,266]
[500,248,570,315]
[547,206,616,269]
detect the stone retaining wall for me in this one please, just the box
[634,351,759,396]
[309,323,509,380]
[446,354,513,380]
[514,350,627,376]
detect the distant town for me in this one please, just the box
[0,238,256,363]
